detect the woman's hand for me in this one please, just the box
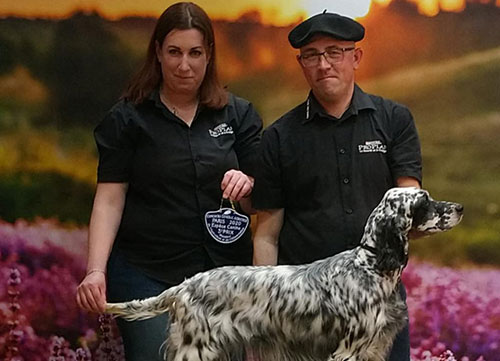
[76,271,107,313]
[221,169,254,202]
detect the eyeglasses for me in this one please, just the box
[299,46,355,68]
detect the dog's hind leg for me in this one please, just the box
[167,336,223,361]
[167,307,224,361]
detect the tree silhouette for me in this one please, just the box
[0,35,16,74]
[45,12,135,127]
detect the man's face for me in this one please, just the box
[297,35,362,103]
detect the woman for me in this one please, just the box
[76,3,262,360]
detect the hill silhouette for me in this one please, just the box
[360,0,500,78]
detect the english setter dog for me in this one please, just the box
[106,187,463,361]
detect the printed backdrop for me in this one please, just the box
[0,0,499,360]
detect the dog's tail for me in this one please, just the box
[105,288,175,321]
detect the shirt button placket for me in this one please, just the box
[188,128,201,192]
[337,146,353,216]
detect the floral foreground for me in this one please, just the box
[0,219,498,360]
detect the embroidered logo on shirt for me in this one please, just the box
[209,123,234,137]
[358,140,387,154]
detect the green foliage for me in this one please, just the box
[466,236,500,265]
[0,18,55,76]
[0,171,94,224]
[227,70,307,126]
[0,15,139,127]
[44,12,136,127]
[0,35,16,74]
[411,223,500,266]
[0,127,97,184]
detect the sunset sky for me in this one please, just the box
[0,0,497,23]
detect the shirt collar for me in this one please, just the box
[149,87,206,122]
[302,84,376,124]
[149,87,164,109]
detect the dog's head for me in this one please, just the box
[381,187,463,234]
[410,189,464,235]
[363,187,463,272]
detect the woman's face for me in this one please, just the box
[156,28,210,97]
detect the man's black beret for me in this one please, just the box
[288,12,365,48]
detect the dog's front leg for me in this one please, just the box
[326,354,350,361]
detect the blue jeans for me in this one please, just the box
[107,250,171,361]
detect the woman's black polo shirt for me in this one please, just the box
[94,90,262,285]
[253,85,422,265]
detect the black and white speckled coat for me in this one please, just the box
[106,187,463,361]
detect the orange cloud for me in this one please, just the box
[0,0,305,24]
[0,0,496,22]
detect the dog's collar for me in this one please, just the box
[360,244,378,254]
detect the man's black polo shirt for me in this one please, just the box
[95,90,262,285]
[253,85,422,265]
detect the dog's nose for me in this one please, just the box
[456,204,464,213]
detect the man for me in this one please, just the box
[252,12,422,361]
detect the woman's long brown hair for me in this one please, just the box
[122,2,228,108]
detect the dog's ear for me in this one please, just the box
[411,193,430,228]
[375,217,409,272]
